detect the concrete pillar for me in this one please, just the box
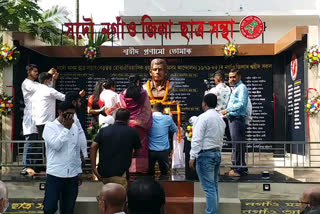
[307,26,320,164]
[1,32,14,171]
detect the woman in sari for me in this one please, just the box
[120,75,153,173]
[87,80,105,126]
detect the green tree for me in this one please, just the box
[20,5,73,45]
[0,0,42,31]
[0,0,74,45]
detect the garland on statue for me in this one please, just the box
[146,80,169,104]
[146,80,181,142]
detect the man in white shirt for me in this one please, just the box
[99,78,119,124]
[21,64,40,175]
[206,70,232,141]
[42,101,83,214]
[98,183,126,214]
[206,70,231,111]
[32,72,65,138]
[189,94,225,214]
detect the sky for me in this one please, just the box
[38,0,123,23]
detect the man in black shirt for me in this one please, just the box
[90,108,141,189]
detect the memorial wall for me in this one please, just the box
[13,45,305,144]
[285,48,306,142]
[50,56,274,141]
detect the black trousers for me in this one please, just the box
[223,117,231,141]
[36,125,45,140]
[36,124,46,172]
[43,174,79,214]
[148,149,170,176]
[229,116,248,174]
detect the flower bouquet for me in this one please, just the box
[0,94,14,116]
[185,116,198,142]
[223,43,238,58]
[0,44,20,68]
[83,46,98,61]
[185,125,193,142]
[306,96,320,116]
[305,45,320,69]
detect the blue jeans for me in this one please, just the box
[43,174,79,214]
[228,116,248,174]
[196,150,221,214]
[23,133,42,169]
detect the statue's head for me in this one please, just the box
[149,58,168,82]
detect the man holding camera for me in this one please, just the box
[42,101,84,214]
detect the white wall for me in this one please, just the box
[117,0,320,46]
[117,16,318,46]
[122,0,320,16]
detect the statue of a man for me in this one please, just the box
[143,58,173,100]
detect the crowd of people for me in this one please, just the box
[19,60,177,213]
[12,60,320,214]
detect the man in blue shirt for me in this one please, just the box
[221,69,249,177]
[148,103,177,176]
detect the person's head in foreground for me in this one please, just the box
[202,93,217,112]
[0,181,9,213]
[98,183,126,214]
[115,108,130,124]
[65,91,82,110]
[301,186,320,213]
[127,178,166,214]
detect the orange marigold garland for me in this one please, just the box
[147,80,181,142]
[146,80,169,104]
[176,102,181,143]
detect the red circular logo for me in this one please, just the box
[240,16,264,39]
[291,54,298,81]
